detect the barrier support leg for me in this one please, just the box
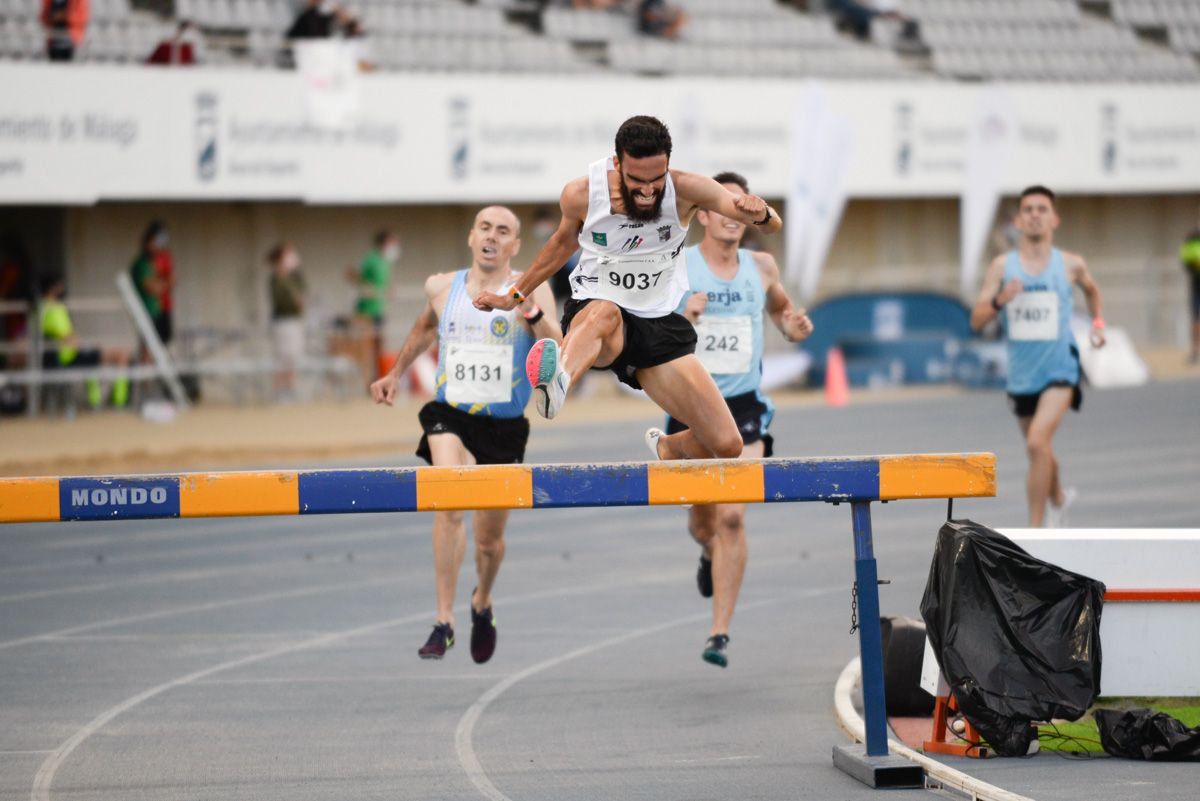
[832,500,925,789]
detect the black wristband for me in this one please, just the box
[991,294,1003,312]
[523,308,544,326]
[753,207,772,226]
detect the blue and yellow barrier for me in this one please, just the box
[0,453,995,524]
[0,451,994,785]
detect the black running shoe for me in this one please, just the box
[697,555,713,598]
[470,603,497,664]
[702,634,729,668]
[418,622,454,659]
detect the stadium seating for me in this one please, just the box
[0,0,1197,81]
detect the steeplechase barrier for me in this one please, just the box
[0,452,996,789]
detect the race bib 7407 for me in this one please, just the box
[1007,291,1058,341]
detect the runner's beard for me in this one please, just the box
[619,178,665,222]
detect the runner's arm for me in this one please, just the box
[756,252,813,342]
[674,172,782,234]
[475,180,587,311]
[1068,252,1106,346]
[521,282,563,343]
[970,255,1021,331]
[370,275,446,404]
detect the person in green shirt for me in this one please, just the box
[1182,215,1200,365]
[346,228,401,382]
[39,275,131,409]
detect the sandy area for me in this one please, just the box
[2,346,1195,478]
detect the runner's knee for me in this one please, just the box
[1026,435,1053,461]
[715,506,746,534]
[708,429,743,459]
[436,509,466,527]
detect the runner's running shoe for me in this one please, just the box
[702,634,730,668]
[1045,487,1077,529]
[697,555,713,598]
[418,622,454,660]
[470,599,497,665]
[644,427,665,460]
[526,339,570,419]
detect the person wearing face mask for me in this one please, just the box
[268,242,307,401]
[348,229,400,383]
[130,220,175,357]
[370,207,562,663]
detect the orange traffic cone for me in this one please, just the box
[825,346,849,407]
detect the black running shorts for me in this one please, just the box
[665,390,775,457]
[416,401,530,465]
[1007,381,1083,419]
[560,297,697,391]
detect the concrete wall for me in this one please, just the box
[25,191,1199,355]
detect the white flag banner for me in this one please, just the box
[785,83,823,291]
[293,40,362,127]
[960,87,1016,299]
[802,110,854,303]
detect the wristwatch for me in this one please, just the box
[753,207,772,226]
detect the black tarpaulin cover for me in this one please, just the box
[1094,708,1200,761]
[919,519,1106,756]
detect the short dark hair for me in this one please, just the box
[141,220,166,249]
[615,115,672,160]
[712,171,749,193]
[1019,185,1056,206]
[374,228,396,248]
[266,243,287,264]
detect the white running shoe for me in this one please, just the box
[1045,487,1077,528]
[645,427,665,460]
[526,338,570,420]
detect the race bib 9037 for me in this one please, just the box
[445,342,513,405]
[595,252,676,308]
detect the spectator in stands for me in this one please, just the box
[130,221,175,357]
[288,0,340,40]
[570,1,626,9]
[146,20,203,66]
[1181,211,1200,365]
[39,274,131,409]
[638,0,686,40]
[828,0,921,48]
[346,229,401,384]
[268,242,307,400]
[40,0,89,62]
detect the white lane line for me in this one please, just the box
[28,576,671,801]
[832,657,1033,801]
[453,585,839,801]
[0,751,54,755]
[30,615,418,801]
[0,575,399,651]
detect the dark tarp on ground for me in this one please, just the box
[919,519,1106,756]
[1095,708,1200,761]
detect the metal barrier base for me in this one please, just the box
[833,744,924,789]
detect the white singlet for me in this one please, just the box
[570,157,690,318]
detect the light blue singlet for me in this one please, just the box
[434,269,534,418]
[1001,248,1080,395]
